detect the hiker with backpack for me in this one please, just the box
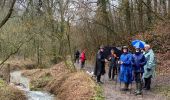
[143,44,156,90]
[132,48,146,95]
[118,46,133,91]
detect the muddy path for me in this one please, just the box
[75,63,168,100]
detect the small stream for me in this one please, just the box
[10,71,55,100]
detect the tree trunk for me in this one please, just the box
[154,0,158,13]
[137,0,144,32]
[0,0,6,9]
[146,0,152,25]
[162,0,167,17]
[168,0,170,18]
[66,19,76,71]
[124,0,132,34]
[0,0,16,29]
[47,0,58,64]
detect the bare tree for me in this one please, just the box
[137,0,144,32]
[168,0,170,18]
[0,0,16,29]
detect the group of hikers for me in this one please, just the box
[74,41,156,95]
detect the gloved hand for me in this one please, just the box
[147,68,151,72]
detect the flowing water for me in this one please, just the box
[10,71,55,100]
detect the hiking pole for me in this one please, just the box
[130,71,135,94]
[115,74,117,89]
[120,81,122,90]
[117,62,122,90]
[141,73,144,97]
[130,82,133,94]
[104,73,106,83]
[115,64,119,89]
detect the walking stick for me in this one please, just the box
[115,73,118,89]
[115,63,119,89]
[130,82,133,94]
[117,62,122,90]
[140,73,144,97]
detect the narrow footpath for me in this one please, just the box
[75,63,168,100]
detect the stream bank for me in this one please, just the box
[22,62,97,100]
[10,71,55,100]
[0,79,26,100]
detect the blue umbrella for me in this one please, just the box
[132,40,145,48]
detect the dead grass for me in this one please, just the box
[23,62,97,100]
[56,72,96,100]
[0,79,26,100]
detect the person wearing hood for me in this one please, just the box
[94,45,106,84]
[132,48,146,95]
[143,44,156,90]
[118,46,133,91]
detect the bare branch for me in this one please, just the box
[0,0,16,29]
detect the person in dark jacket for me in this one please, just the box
[74,50,80,63]
[118,46,133,91]
[108,49,118,81]
[94,45,106,84]
[132,48,146,95]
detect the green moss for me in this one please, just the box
[0,79,6,87]
[92,84,105,100]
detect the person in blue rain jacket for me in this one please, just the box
[119,46,133,91]
[132,48,146,95]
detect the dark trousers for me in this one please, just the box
[75,57,79,63]
[97,74,101,82]
[134,72,143,92]
[108,66,117,80]
[134,72,142,83]
[81,61,85,68]
[144,76,152,90]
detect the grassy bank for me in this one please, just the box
[22,62,104,100]
[0,79,26,100]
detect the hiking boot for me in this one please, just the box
[143,88,150,90]
[135,90,142,95]
[97,81,104,84]
[109,78,112,81]
[135,83,142,95]
[121,83,129,91]
[121,88,129,91]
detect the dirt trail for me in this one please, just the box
[75,63,168,100]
